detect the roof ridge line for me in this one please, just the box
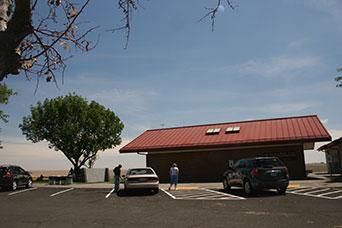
[146,114,318,132]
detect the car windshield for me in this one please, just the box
[254,158,283,168]
[128,169,154,175]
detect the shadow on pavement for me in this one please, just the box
[326,176,342,183]
[117,189,159,197]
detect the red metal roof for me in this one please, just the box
[120,115,331,153]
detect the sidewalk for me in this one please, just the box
[33,175,342,190]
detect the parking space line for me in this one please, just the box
[50,188,74,197]
[291,187,315,193]
[289,191,338,200]
[303,188,331,195]
[287,186,312,192]
[334,195,342,199]
[105,188,115,198]
[8,187,38,196]
[201,188,246,200]
[176,193,222,198]
[161,189,176,199]
[318,190,342,197]
[162,188,245,200]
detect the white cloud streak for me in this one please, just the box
[230,55,321,77]
[306,0,342,32]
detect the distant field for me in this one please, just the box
[30,170,68,177]
[306,163,327,173]
[30,169,128,178]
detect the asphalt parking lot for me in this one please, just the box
[1,186,342,228]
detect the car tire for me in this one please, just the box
[277,187,287,195]
[222,177,231,192]
[243,180,253,196]
[26,178,33,188]
[12,181,17,191]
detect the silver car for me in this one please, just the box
[124,167,159,193]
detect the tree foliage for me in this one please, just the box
[0,0,235,83]
[19,94,124,176]
[0,83,16,123]
[0,83,16,148]
[335,68,342,88]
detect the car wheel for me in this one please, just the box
[277,187,287,195]
[26,179,33,188]
[12,181,17,191]
[243,180,253,195]
[222,177,231,192]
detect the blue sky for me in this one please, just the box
[1,0,342,170]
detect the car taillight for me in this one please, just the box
[3,172,13,178]
[284,167,289,177]
[251,168,261,177]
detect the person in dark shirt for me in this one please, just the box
[113,164,122,192]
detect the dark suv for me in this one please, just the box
[222,157,289,195]
[0,165,33,191]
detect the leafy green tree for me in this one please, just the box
[0,83,16,148]
[0,83,15,122]
[335,68,342,87]
[20,94,124,180]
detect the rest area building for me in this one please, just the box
[120,115,331,183]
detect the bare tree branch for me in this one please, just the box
[199,0,236,32]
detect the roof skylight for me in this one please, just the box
[226,126,240,133]
[206,128,221,135]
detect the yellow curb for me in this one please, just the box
[175,186,199,190]
[288,184,300,189]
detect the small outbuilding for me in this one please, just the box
[120,115,331,182]
[318,137,342,175]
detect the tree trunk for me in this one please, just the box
[0,0,32,81]
[73,165,84,182]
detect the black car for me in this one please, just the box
[222,157,289,195]
[0,165,33,191]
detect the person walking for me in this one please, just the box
[168,163,179,190]
[113,164,122,192]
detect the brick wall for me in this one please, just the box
[147,144,305,183]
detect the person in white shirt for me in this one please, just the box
[168,163,179,190]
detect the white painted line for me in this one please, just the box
[317,190,342,196]
[291,187,316,193]
[289,191,337,200]
[170,192,214,197]
[8,187,37,196]
[105,188,115,198]
[161,189,176,199]
[177,193,223,198]
[50,188,74,197]
[176,196,241,200]
[201,188,246,200]
[304,188,331,195]
[333,195,342,199]
[287,186,312,192]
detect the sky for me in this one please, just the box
[1,0,342,170]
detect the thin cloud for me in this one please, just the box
[217,55,322,78]
[306,0,342,32]
[237,55,321,77]
[228,101,319,115]
[88,89,158,119]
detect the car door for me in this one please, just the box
[229,160,241,186]
[235,160,247,187]
[11,167,22,186]
[18,167,29,186]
